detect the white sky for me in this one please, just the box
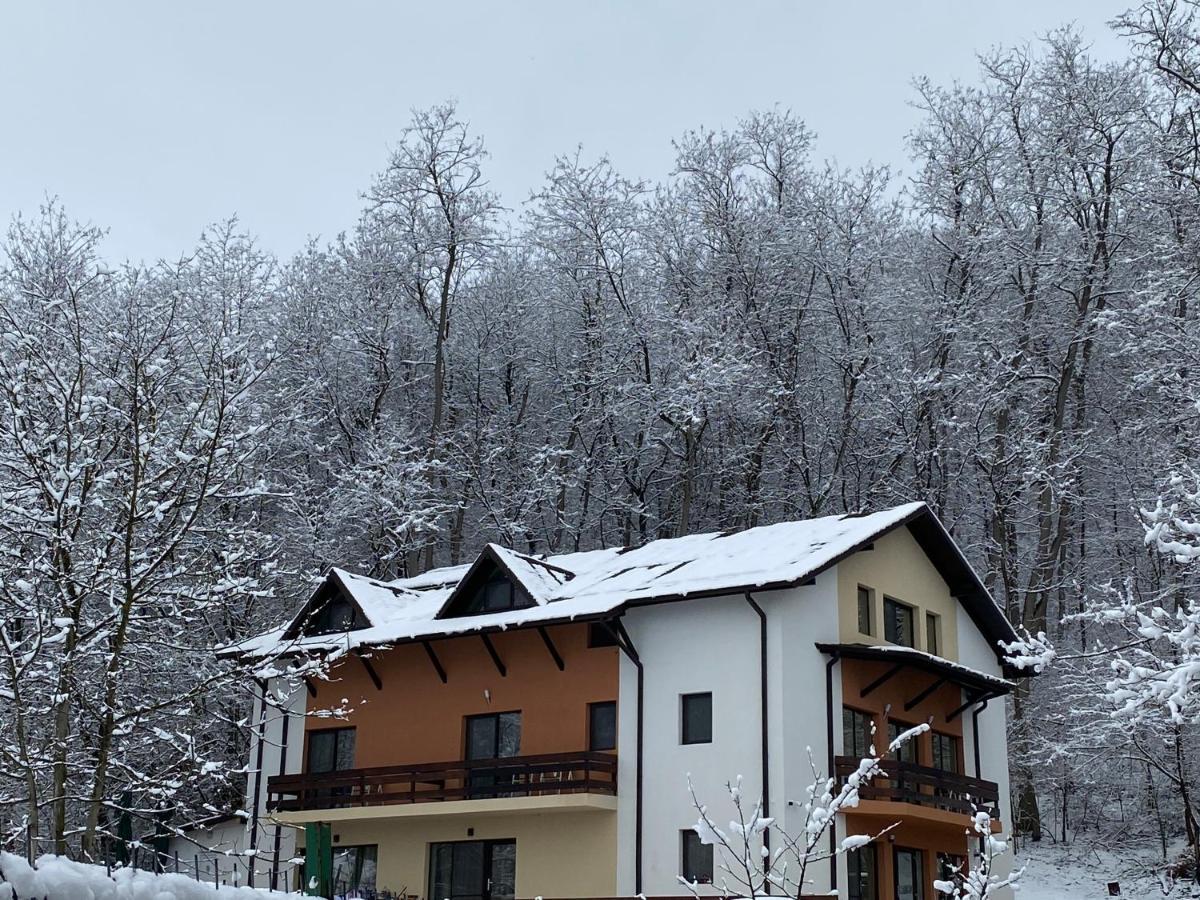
[0,1,1130,265]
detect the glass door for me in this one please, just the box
[465,712,521,797]
[430,840,516,900]
[894,847,925,900]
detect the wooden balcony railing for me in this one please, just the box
[267,751,617,812]
[834,756,999,818]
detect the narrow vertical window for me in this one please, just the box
[857,586,873,636]
[681,830,713,884]
[932,732,960,773]
[842,707,872,759]
[926,612,940,656]
[681,692,712,745]
[589,701,617,751]
[847,843,878,900]
[884,597,914,647]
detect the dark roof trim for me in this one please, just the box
[280,569,372,641]
[433,545,537,619]
[815,642,1013,695]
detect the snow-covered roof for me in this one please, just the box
[223,501,1019,667]
[814,642,1014,694]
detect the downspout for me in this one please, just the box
[612,619,644,896]
[744,592,770,893]
[270,685,292,892]
[248,678,269,889]
[972,697,989,780]
[825,651,840,893]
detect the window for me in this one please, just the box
[330,845,377,896]
[589,701,617,751]
[842,707,873,759]
[894,847,925,900]
[888,720,919,764]
[588,621,618,647]
[857,586,873,636]
[926,613,940,656]
[305,598,360,635]
[306,728,355,773]
[460,575,533,615]
[681,830,713,884]
[681,693,712,745]
[465,712,522,760]
[430,840,516,900]
[884,597,915,647]
[937,853,965,893]
[932,732,960,773]
[847,843,878,900]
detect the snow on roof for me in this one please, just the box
[226,502,939,661]
[816,641,1014,693]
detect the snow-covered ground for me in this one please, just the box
[0,853,287,900]
[1016,842,1193,899]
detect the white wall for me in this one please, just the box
[242,675,306,890]
[615,572,842,897]
[957,613,1015,899]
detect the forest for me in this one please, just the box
[2,0,1200,884]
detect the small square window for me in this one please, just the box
[681,692,712,745]
[588,622,618,648]
[884,597,914,647]
[926,612,940,656]
[857,586,873,636]
[681,830,714,884]
[589,701,617,751]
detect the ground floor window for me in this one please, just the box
[681,829,714,884]
[847,842,878,900]
[894,846,925,900]
[937,852,965,891]
[429,839,516,900]
[330,845,377,897]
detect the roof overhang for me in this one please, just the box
[815,642,1014,696]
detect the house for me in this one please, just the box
[223,501,1026,900]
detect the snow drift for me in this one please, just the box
[0,854,286,900]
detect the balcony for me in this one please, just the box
[267,751,617,816]
[835,756,999,819]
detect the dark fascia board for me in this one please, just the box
[280,569,371,641]
[815,641,1013,696]
[433,544,541,619]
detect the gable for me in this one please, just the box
[282,572,371,640]
[437,549,537,618]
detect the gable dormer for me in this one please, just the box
[283,570,372,639]
[438,547,538,618]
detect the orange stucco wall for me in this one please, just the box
[840,658,965,769]
[304,623,618,768]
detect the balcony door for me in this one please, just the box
[430,840,516,900]
[465,712,521,797]
[894,847,925,900]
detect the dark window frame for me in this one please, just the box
[847,842,878,900]
[588,700,617,751]
[931,731,960,774]
[305,726,356,774]
[464,710,523,760]
[842,706,874,760]
[893,846,926,900]
[883,596,915,648]
[681,692,713,745]
[925,612,940,656]
[856,585,873,636]
[429,838,516,900]
[887,718,921,764]
[681,829,714,884]
[330,844,378,895]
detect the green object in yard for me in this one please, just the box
[304,822,333,898]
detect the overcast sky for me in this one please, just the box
[1,1,1131,265]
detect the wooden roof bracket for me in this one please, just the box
[353,649,383,691]
[860,663,905,698]
[537,625,565,671]
[480,632,507,677]
[422,640,448,684]
[903,676,947,712]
